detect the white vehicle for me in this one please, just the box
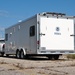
[4,12,75,59]
[0,39,5,56]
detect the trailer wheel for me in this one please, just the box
[20,50,24,59]
[1,52,4,57]
[47,55,52,60]
[53,55,59,60]
[6,54,9,57]
[16,50,20,59]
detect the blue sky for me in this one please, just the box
[0,0,75,38]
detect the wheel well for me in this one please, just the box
[16,48,26,55]
[20,49,23,52]
[16,49,19,53]
[20,48,26,55]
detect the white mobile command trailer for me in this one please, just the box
[4,12,75,59]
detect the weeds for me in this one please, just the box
[67,54,75,59]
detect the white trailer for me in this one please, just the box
[4,12,75,59]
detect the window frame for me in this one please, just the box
[30,26,35,37]
[5,34,8,41]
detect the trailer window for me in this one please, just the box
[5,34,8,41]
[30,26,35,36]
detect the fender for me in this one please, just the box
[20,48,26,55]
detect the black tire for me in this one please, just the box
[6,54,9,57]
[16,51,20,59]
[47,55,53,60]
[53,55,59,60]
[1,52,4,57]
[20,50,25,59]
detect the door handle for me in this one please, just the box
[70,34,75,36]
[39,33,45,36]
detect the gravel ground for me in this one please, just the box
[0,56,75,75]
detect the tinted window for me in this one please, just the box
[30,26,35,37]
[5,34,8,41]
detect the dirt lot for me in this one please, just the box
[0,56,75,75]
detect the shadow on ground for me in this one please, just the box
[0,55,67,61]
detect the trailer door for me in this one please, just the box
[29,26,36,54]
[40,17,74,50]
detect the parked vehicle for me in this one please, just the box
[0,38,5,56]
[3,12,75,59]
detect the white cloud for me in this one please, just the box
[0,27,5,31]
[0,10,9,17]
[0,10,24,19]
